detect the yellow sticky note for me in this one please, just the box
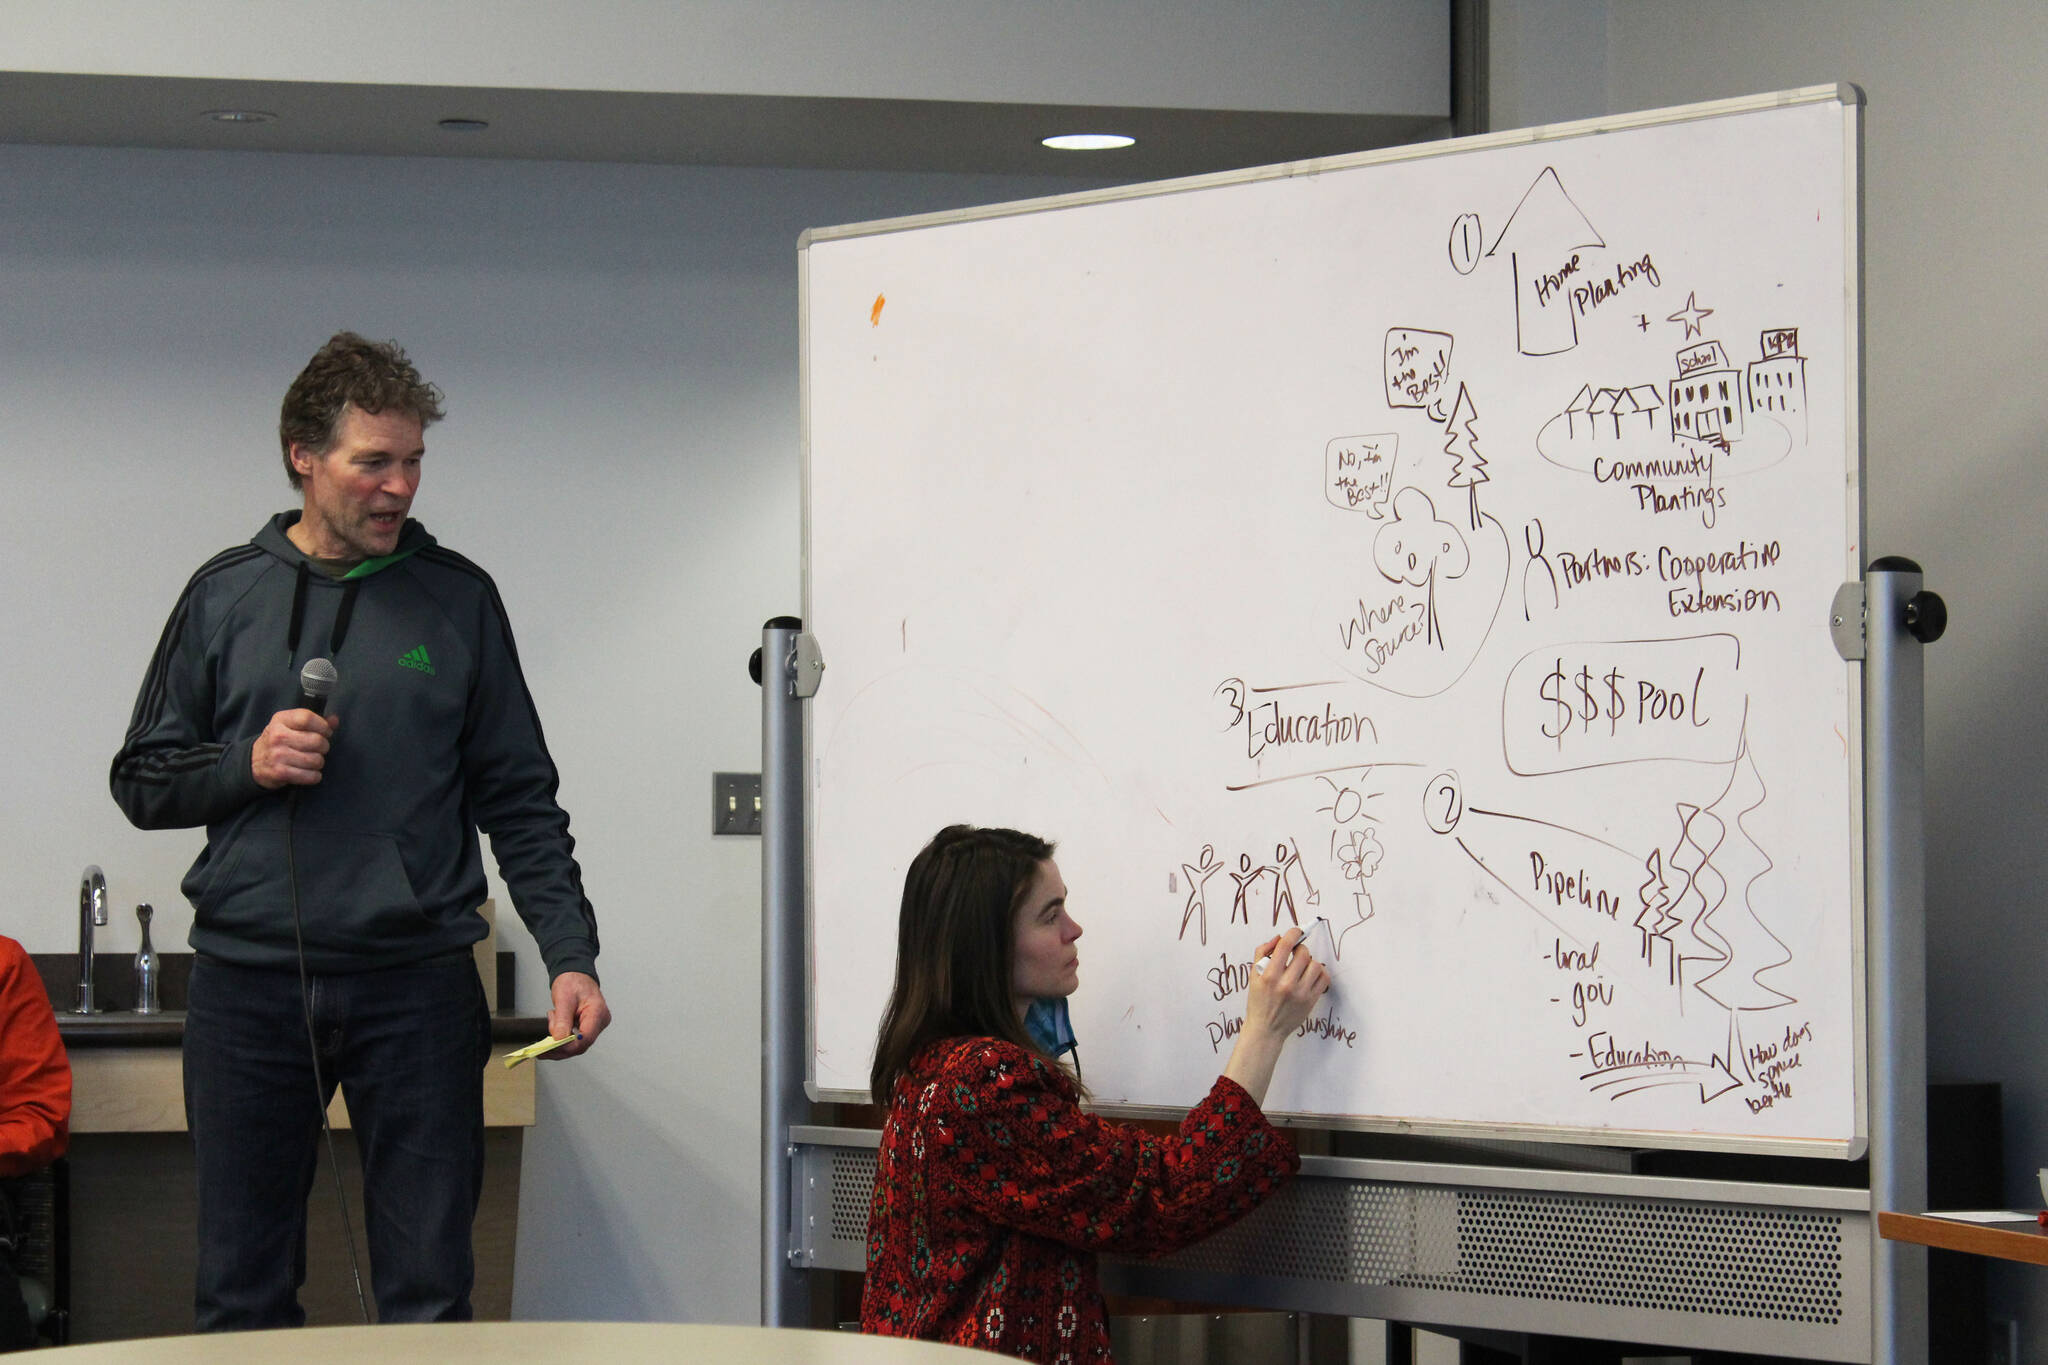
[503,1032,579,1068]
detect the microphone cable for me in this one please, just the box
[284,657,371,1324]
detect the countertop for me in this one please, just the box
[35,948,548,1046]
[55,1009,551,1047]
[35,945,549,1130]
[1878,1211,2048,1267]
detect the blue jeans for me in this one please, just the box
[183,954,491,1330]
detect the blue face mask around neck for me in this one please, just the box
[1024,996,1077,1059]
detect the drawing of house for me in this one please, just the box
[1565,383,1662,438]
[1745,327,1807,420]
[1667,339,1745,449]
[1587,387,1621,432]
[1615,385,1663,435]
[1565,383,1596,437]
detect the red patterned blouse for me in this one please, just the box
[860,1037,1298,1362]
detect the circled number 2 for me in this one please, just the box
[1424,771,1464,833]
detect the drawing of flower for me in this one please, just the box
[1338,827,1384,884]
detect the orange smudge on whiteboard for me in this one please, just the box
[870,294,886,326]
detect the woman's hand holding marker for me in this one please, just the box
[1224,926,1332,1105]
[1249,927,1331,1031]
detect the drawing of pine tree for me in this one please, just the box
[1664,800,1728,992]
[1634,848,1683,983]
[1688,731,1796,1013]
[1443,383,1489,530]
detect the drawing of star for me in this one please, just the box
[1666,291,1714,339]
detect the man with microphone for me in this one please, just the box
[110,332,609,1329]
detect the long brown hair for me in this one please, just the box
[868,825,1055,1100]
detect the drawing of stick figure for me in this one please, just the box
[1228,853,1272,927]
[1272,840,1315,926]
[1523,517,1559,621]
[1178,845,1224,945]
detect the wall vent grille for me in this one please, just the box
[809,1151,1846,1326]
[1145,1180,1844,1324]
[828,1150,878,1249]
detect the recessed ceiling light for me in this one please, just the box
[1042,133,1136,152]
[438,118,490,132]
[202,109,276,125]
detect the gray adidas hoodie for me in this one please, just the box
[111,513,599,980]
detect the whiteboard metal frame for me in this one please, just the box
[1864,562,1930,1363]
[761,619,813,1328]
[777,84,1919,1359]
[797,84,1872,1160]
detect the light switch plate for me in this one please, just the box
[713,772,762,836]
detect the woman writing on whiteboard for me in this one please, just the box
[860,824,1330,1362]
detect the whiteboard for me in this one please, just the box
[802,88,1865,1154]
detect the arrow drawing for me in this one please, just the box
[1486,167,1606,357]
[1584,1052,1744,1105]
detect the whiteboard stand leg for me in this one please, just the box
[759,616,812,1327]
[1864,557,1944,1365]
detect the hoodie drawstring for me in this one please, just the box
[286,560,361,662]
[287,562,308,660]
[331,579,359,656]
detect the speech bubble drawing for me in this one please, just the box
[1324,434,1399,517]
[1385,328,1456,421]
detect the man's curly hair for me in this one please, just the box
[278,332,445,488]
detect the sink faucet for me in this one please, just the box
[77,865,108,1014]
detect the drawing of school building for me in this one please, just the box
[1666,328,1809,451]
[1745,327,1807,420]
[1667,339,1745,449]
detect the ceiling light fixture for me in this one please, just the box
[202,109,276,125]
[1042,133,1136,152]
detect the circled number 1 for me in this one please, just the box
[1447,213,1483,276]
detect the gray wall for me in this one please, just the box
[3,0,1445,115]
[0,142,1093,1324]
[1566,0,2048,1347]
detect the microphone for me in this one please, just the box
[299,657,339,717]
[286,659,338,814]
